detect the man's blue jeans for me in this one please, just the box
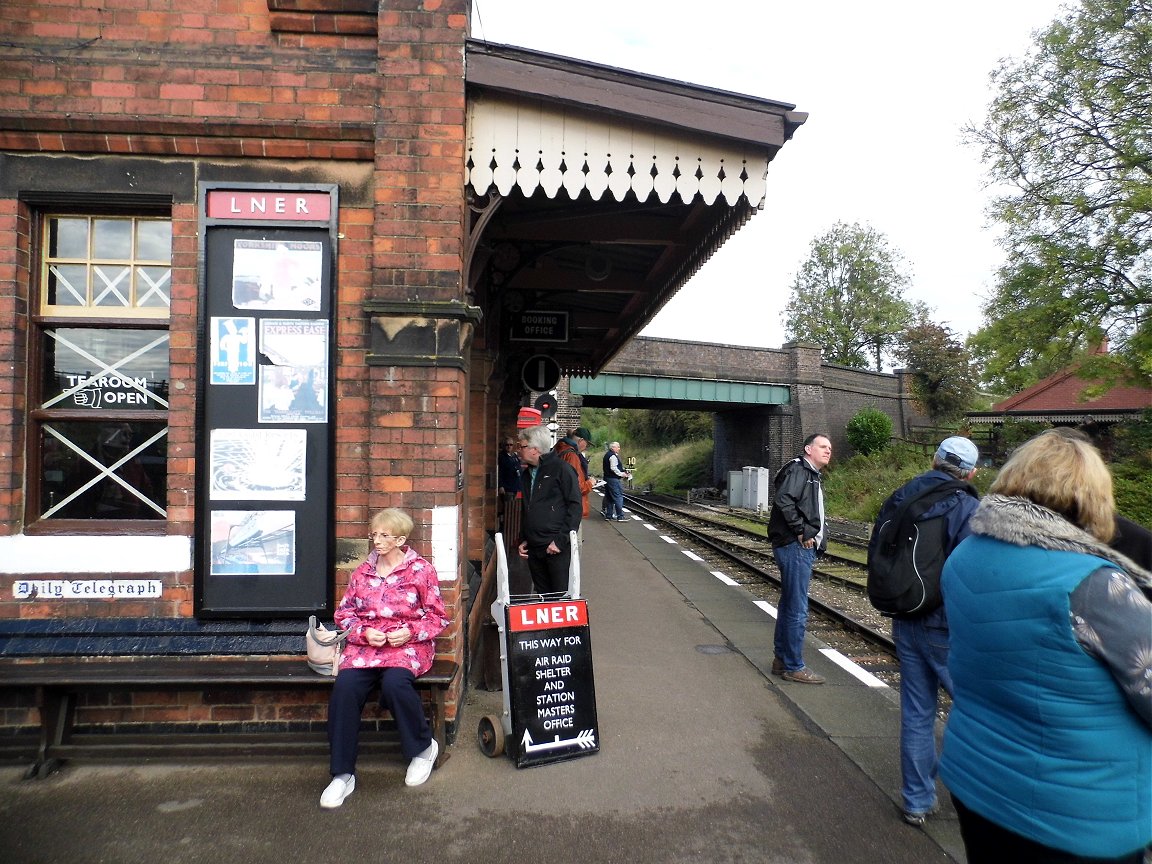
[605,477,624,519]
[772,541,815,671]
[892,608,952,815]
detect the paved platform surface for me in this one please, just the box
[0,501,965,864]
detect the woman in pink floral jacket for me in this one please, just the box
[320,508,450,808]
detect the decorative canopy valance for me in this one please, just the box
[466,95,771,206]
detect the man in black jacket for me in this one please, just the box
[517,424,583,595]
[766,433,832,684]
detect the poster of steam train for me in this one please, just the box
[209,510,297,576]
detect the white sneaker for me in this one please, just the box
[404,739,438,787]
[320,775,355,808]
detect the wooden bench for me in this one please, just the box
[0,622,458,778]
[0,657,458,779]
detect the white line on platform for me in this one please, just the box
[644,523,658,531]
[681,550,704,562]
[659,535,677,545]
[753,600,778,618]
[820,648,889,688]
[710,570,738,585]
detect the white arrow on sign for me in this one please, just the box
[521,729,597,753]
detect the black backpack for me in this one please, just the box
[867,480,977,617]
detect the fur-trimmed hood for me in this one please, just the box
[970,494,1152,594]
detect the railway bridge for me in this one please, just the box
[563,336,929,484]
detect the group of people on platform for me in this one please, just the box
[768,427,1151,864]
[315,418,1150,864]
[511,424,631,595]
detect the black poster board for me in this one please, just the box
[506,598,599,768]
[194,184,338,617]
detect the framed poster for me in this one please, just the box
[210,317,255,385]
[231,239,323,310]
[194,183,338,617]
[257,319,328,424]
[210,510,297,576]
[208,429,307,501]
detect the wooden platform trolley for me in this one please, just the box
[477,532,600,768]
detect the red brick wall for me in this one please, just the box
[0,0,378,160]
[0,681,432,737]
[0,0,472,727]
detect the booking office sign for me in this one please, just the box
[506,598,600,768]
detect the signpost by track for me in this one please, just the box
[477,533,600,768]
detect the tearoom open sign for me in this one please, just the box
[506,599,599,769]
[65,374,160,409]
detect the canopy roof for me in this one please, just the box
[465,40,807,377]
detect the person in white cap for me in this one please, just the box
[868,436,980,827]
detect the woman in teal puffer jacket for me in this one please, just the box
[940,430,1151,863]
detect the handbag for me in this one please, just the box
[305,615,351,676]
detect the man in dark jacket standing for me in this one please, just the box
[517,424,583,595]
[868,436,979,827]
[767,433,832,684]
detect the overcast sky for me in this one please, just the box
[470,0,1069,355]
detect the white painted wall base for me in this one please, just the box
[0,534,192,575]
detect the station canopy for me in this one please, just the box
[465,41,806,378]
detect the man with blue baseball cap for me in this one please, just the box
[935,435,979,474]
[869,435,980,828]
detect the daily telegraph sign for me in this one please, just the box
[506,599,599,768]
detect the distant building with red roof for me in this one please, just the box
[968,343,1151,453]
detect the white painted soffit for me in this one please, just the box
[466,95,772,206]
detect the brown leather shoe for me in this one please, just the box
[771,657,785,676]
[782,666,825,684]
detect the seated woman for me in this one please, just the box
[940,430,1152,863]
[321,508,450,808]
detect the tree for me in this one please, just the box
[967,0,1152,392]
[898,321,977,426]
[784,222,922,371]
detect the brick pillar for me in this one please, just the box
[368,0,473,725]
[369,0,471,512]
[166,201,200,617]
[363,298,478,726]
[0,199,29,535]
[778,340,827,477]
[893,367,915,439]
[374,0,470,306]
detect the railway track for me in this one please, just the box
[620,491,901,687]
[633,493,872,590]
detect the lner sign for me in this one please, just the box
[206,191,332,221]
[506,599,600,768]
